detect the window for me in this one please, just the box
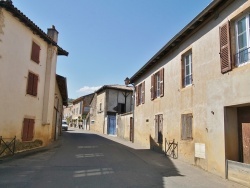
[118,103,125,114]
[27,72,38,96]
[99,103,102,112]
[155,114,163,144]
[181,114,193,140]
[31,41,40,64]
[151,68,164,100]
[181,51,192,87]
[136,81,145,106]
[22,118,35,141]
[235,14,250,66]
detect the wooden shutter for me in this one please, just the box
[22,118,29,141]
[181,57,185,88]
[160,68,164,97]
[136,86,139,106]
[219,21,232,73]
[151,74,155,100]
[142,81,145,104]
[27,72,34,95]
[31,41,40,64]
[33,74,38,96]
[186,114,192,139]
[27,119,35,141]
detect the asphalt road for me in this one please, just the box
[0,128,246,188]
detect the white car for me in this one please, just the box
[62,120,68,131]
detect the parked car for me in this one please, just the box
[62,120,68,131]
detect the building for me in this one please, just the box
[71,93,94,129]
[53,75,68,140]
[89,85,133,135]
[0,1,68,152]
[128,0,250,186]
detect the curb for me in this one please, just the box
[0,138,62,163]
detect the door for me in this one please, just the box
[130,117,133,142]
[108,115,116,135]
[242,123,250,164]
[238,107,250,164]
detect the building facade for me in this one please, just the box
[0,1,68,151]
[128,0,250,186]
[89,85,133,135]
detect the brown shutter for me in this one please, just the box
[151,74,155,100]
[160,68,164,97]
[136,86,139,106]
[33,74,38,96]
[31,41,40,64]
[142,81,145,104]
[181,57,185,88]
[219,21,232,73]
[27,72,34,95]
[27,119,35,141]
[22,118,29,141]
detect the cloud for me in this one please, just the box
[77,86,101,95]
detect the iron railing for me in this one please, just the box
[235,47,250,66]
[0,136,16,156]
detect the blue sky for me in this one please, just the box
[12,0,212,99]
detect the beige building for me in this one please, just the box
[53,75,68,140]
[128,0,250,186]
[90,85,133,135]
[0,1,68,151]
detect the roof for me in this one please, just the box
[0,1,68,56]
[72,93,95,105]
[129,0,234,83]
[96,85,133,94]
[56,74,68,106]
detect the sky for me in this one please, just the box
[12,0,212,99]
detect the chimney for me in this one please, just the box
[47,25,58,43]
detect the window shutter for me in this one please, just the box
[181,58,185,88]
[219,21,232,73]
[136,86,139,106]
[27,72,34,95]
[142,81,145,104]
[27,119,35,140]
[155,115,158,142]
[31,41,40,64]
[22,118,29,141]
[33,74,38,96]
[151,74,155,100]
[160,68,164,97]
[187,114,192,139]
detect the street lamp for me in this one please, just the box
[124,77,130,86]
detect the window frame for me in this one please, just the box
[136,81,145,106]
[181,51,192,88]
[181,113,193,140]
[235,13,250,66]
[151,68,164,100]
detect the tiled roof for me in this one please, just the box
[56,74,68,106]
[129,0,234,83]
[0,1,68,56]
[96,85,133,94]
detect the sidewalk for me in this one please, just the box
[76,128,247,188]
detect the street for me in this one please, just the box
[0,128,246,188]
